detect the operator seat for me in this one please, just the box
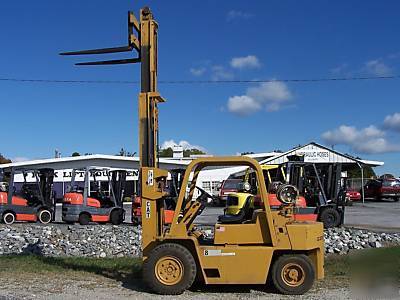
[218,196,253,224]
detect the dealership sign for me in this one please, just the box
[14,169,139,183]
[295,150,330,163]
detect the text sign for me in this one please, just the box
[295,150,330,163]
[145,201,151,219]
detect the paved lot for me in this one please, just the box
[345,199,400,232]
[55,200,399,232]
[195,200,400,232]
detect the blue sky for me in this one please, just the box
[0,1,399,175]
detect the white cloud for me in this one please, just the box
[364,59,392,76]
[161,140,206,151]
[384,112,400,132]
[227,95,261,116]
[230,55,261,69]
[190,67,206,76]
[211,65,234,81]
[226,10,253,21]
[322,125,400,154]
[227,81,292,115]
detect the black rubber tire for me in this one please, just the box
[78,213,91,225]
[143,243,197,295]
[319,207,341,228]
[110,209,123,225]
[271,254,315,295]
[131,216,141,226]
[393,197,399,202]
[38,209,52,224]
[3,212,16,225]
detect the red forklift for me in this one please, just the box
[62,167,126,225]
[132,168,184,225]
[0,168,55,224]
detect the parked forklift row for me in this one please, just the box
[0,167,127,225]
[0,159,347,229]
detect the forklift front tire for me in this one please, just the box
[38,209,52,224]
[110,209,123,225]
[3,212,16,225]
[78,213,91,225]
[271,254,315,295]
[143,243,197,295]
[319,207,341,228]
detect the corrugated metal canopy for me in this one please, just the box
[0,154,190,171]
[259,142,384,167]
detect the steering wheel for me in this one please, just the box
[195,186,214,204]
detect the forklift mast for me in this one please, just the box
[39,169,55,207]
[61,7,168,249]
[110,170,127,207]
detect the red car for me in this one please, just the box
[217,179,241,205]
[364,179,400,202]
[346,190,361,201]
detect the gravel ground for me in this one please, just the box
[0,272,351,300]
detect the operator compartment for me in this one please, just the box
[214,209,271,245]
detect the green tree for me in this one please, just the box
[159,147,206,157]
[0,154,11,164]
[159,147,173,157]
[347,166,376,178]
[117,148,136,157]
[71,152,81,157]
[183,148,206,157]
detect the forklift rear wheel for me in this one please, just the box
[38,209,52,224]
[3,212,16,225]
[110,209,123,225]
[319,207,341,228]
[143,243,197,295]
[272,254,315,295]
[78,213,91,225]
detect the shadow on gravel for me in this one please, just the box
[190,283,277,294]
[11,249,148,292]
[11,250,280,295]
[38,256,147,292]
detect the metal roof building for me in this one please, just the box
[259,142,383,167]
[0,154,190,171]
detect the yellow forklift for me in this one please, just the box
[226,159,347,228]
[62,7,324,295]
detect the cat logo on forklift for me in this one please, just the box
[145,200,151,218]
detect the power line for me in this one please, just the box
[0,75,399,85]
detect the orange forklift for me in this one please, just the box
[132,168,185,225]
[0,168,55,224]
[62,167,126,225]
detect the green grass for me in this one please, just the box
[0,247,398,285]
[0,255,142,282]
[322,246,400,288]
